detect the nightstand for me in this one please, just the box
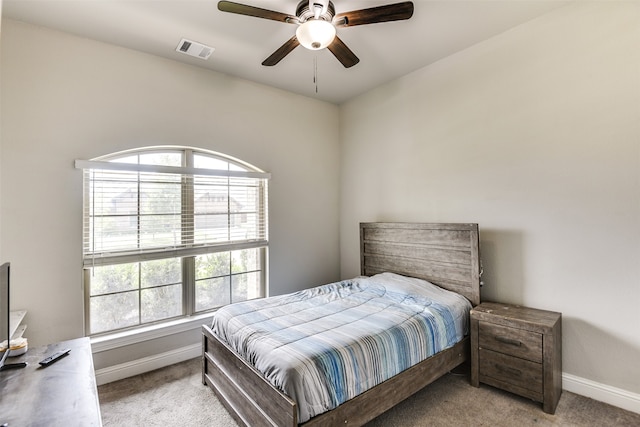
[470,302,562,414]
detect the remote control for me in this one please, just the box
[39,349,71,367]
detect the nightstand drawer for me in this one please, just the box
[479,348,543,395]
[479,321,542,363]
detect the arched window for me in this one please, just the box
[76,147,269,335]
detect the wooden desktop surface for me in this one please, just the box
[0,337,102,426]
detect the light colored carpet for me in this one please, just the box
[98,358,238,426]
[98,358,640,426]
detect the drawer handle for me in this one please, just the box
[495,335,522,347]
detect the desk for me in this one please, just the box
[0,337,102,426]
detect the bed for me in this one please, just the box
[202,222,481,427]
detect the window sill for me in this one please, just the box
[90,313,214,353]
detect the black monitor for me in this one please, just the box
[0,262,11,369]
[0,262,26,371]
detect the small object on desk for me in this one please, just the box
[0,361,27,371]
[5,337,28,356]
[39,348,71,367]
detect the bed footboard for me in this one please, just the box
[203,323,469,427]
[202,324,297,427]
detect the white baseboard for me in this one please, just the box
[563,373,640,415]
[94,342,201,386]
[95,349,640,416]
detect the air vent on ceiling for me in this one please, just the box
[176,38,214,60]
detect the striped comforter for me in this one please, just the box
[211,272,472,423]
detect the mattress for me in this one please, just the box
[211,272,472,423]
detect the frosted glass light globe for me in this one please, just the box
[296,19,336,50]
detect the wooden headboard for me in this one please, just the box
[360,222,481,306]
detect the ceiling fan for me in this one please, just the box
[218,0,414,68]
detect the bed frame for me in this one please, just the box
[202,222,481,427]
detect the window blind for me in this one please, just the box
[75,160,269,267]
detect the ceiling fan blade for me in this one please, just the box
[334,1,414,27]
[218,1,298,24]
[262,36,300,66]
[328,36,360,68]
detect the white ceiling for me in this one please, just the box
[2,0,569,104]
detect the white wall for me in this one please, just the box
[0,20,340,365]
[340,0,640,400]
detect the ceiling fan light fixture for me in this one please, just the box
[296,19,336,50]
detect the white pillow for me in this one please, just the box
[368,272,472,316]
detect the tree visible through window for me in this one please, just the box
[78,147,269,335]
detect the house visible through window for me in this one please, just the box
[77,147,269,335]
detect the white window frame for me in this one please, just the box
[76,146,269,337]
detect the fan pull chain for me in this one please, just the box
[314,55,318,93]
